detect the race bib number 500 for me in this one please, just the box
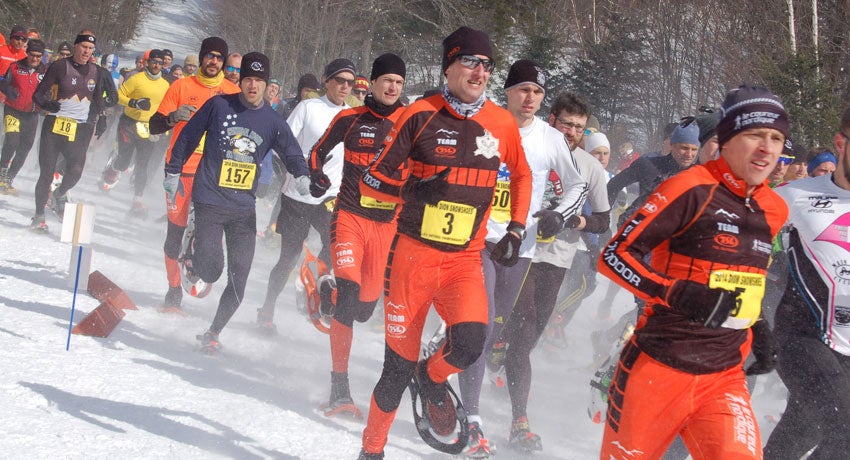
[218,159,256,190]
[421,200,477,246]
[708,270,766,329]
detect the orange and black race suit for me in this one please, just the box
[596,156,788,459]
[360,94,532,252]
[599,156,787,372]
[311,103,404,223]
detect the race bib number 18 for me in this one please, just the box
[218,159,256,190]
[421,200,477,246]
[52,116,77,142]
[708,269,766,329]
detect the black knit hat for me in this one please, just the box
[199,36,228,62]
[504,59,545,90]
[240,51,270,83]
[370,53,406,80]
[149,49,165,61]
[324,58,356,80]
[298,73,320,92]
[57,41,72,52]
[695,110,721,146]
[442,26,493,72]
[162,49,173,59]
[26,39,46,55]
[717,85,789,147]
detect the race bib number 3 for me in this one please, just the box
[708,270,766,329]
[490,180,511,223]
[421,200,477,246]
[4,114,20,133]
[218,159,256,190]
[52,116,77,142]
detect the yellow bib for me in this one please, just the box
[52,116,77,142]
[421,200,477,246]
[4,114,19,133]
[360,195,396,210]
[135,121,150,139]
[708,270,766,329]
[490,180,512,224]
[218,159,256,190]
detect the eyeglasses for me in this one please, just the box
[458,55,495,73]
[59,51,71,57]
[778,155,794,165]
[554,117,584,131]
[149,59,163,65]
[331,75,355,86]
[27,52,43,59]
[353,89,367,96]
[203,52,224,61]
[11,36,27,42]
[225,65,240,73]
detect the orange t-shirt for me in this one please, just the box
[156,74,239,174]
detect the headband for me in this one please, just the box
[75,34,96,45]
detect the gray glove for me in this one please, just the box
[167,104,196,125]
[163,173,183,205]
[294,175,311,196]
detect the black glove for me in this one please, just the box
[402,167,451,205]
[667,279,740,328]
[40,100,61,113]
[95,114,107,139]
[129,98,151,111]
[564,214,581,229]
[533,209,565,239]
[309,170,331,198]
[490,223,524,267]
[2,86,19,101]
[745,320,779,376]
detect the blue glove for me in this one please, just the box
[163,173,183,205]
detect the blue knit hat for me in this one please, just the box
[670,123,700,146]
[807,151,837,176]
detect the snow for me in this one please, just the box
[0,2,788,459]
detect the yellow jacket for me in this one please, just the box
[118,71,170,122]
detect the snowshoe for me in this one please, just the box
[587,322,634,424]
[159,286,186,315]
[50,171,63,192]
[487,365,507,389]
[356,449,384,460]
[424,321,447,358]
[409,362,469,454]
[51,192,69,222]
[179,206,212,298]
[128,200,149,219]
[508,416,542,452]
[297,245,334,334]
[321,372,363,419]
[30,215,49,234]
[461,422,493,458]
[98,165,120,192]
[197,330,221,355]
[486,341,507,373]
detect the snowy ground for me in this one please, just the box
[0,2,788,458]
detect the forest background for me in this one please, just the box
[2,0,847,158]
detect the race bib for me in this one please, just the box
[708,270,766,329]
[536,234,555,244]
[4,114,19,133]
[421,200,477,246]
[218,159,256,190]
[135,121,150,139]
[490,180,511,223]
[360,195,396,210]
[195,133,206,154]
[52,116,77,142]
[324,198,336,213]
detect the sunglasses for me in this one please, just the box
[203,52,224,61]
[554,117,584,131]
[11,36,27,42]
[778,155,794,165]
[225,65,240,73]
[353,89,367,96]
[149,59,163,65]
[458,55,495,73]
[27,52,43,59]
[331,75,355,86]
